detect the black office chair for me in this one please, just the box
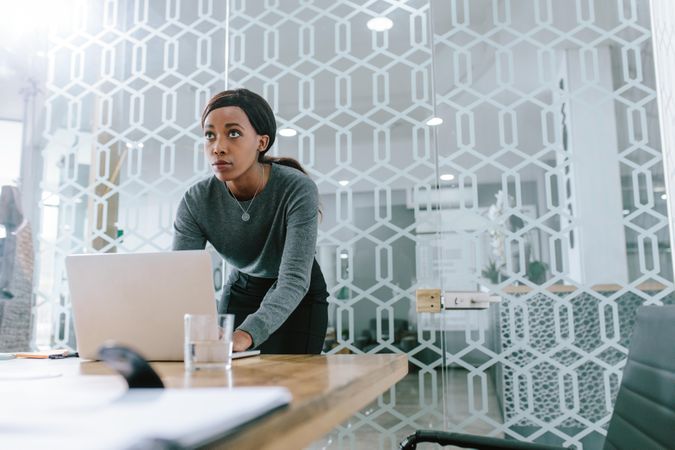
[400,305,675,450]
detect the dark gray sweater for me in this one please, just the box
[172,163,319,347]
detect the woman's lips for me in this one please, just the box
[212,161,232,171]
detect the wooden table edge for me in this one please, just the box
[211,354,409,450]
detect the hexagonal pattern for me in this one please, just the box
[35,0,228,348]
[428,0,673,447]
[33,1,674,449]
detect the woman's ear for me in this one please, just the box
[258,135,270,151]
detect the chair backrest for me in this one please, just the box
[603,305,675,449]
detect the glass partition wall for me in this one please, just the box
[34,1,671,449]
[428,1,673,447]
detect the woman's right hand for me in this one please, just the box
[232,329,253,352]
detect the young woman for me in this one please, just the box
[172,88,328,354]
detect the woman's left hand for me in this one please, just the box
[232,329,253,352]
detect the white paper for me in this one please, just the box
[0,386,291,449]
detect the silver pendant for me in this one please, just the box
[241,212,250,221]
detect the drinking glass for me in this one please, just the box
[184,314,234,371]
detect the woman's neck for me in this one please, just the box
[227,163,268,200]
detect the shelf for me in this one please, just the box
[502,281,669,294]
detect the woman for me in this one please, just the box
[172,88,328,354]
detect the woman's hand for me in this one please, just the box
[232,329,253,352]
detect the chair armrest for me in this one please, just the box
[399,430,568,450]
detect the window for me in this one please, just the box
[0,119,23,186]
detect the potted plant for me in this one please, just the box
[526,260,548,285]
[482,259,504,284]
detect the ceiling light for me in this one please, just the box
[279,128,297,137]
[623,209,630,215]
[340,252,349,259]
[367,17,393,32]
[439,173,455,181]
[2,0,76,36]
[338,180,349,186]
[125,142,133,148]
[137,142,144,148]
[426,117,443,126]
[660,194,667,200]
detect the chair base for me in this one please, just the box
[399,430,567,450]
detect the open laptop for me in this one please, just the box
[66,250,220,361]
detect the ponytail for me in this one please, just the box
[259,155,309,175]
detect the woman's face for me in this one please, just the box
[203,106,269,183]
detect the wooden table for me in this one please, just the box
[65,354,407,449]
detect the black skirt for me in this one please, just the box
[222,258,328,354]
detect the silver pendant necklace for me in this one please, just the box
[229,163,264,222]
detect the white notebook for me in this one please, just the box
[0,386,291,449]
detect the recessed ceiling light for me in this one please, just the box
[426,117,443,126]
[440,173,455,181]
[338,180,349,186]
[279,128,297,137]
[367,17,393,32]
[125,142,133,148]
[137,142,144,148]
[623,209,630,215]
[661,194,667,200]
[340,252,349,260]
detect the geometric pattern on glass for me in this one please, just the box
[227,0,447,447]
[36,0,227,349]
[34,0,674,449]
[431,0,672,447]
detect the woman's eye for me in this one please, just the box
[228,130,241,138]
[204,132,215,140]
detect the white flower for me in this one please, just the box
[486,190,512,264]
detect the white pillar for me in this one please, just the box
[565,47,628,285]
